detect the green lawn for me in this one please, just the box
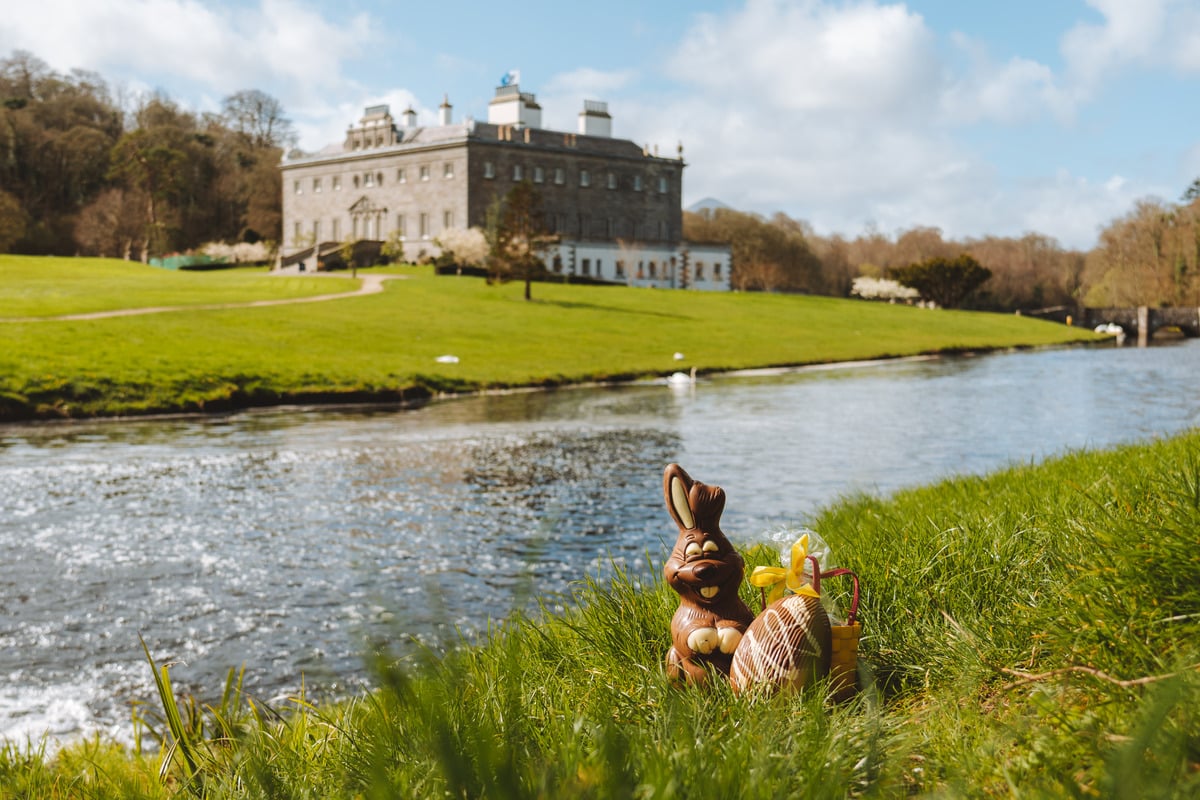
[0,257,1101,419]
[4,430,1196,798]
[0,255,357,317]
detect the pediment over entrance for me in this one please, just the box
[348,195,385,214]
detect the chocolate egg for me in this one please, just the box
[730,593,832,694]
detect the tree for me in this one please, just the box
[222,89,296,149]
[108,128,187,259]
[434,227,489,273]
[75,187,146,259]
[486,181,548,300]
[1182,178,1200,203]
[683,207,825,293]
[890,254,992,309]
[0,190,27,252]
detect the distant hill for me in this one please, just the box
[687,197,731,213]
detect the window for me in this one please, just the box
[649,261,657,279]
[444,162,454,179]
[533,166,544,183]
[313,177,322,193]
[658,176,668,193]
[552,255,563,273]
[714,262,723,280]
[695,262,705,281]
[364,172,375,187]
[396,214,406,239]
[483,161,495,179]
[332,218,340,240]
[615,260,626,278]
[595,259,602,278]
[419,212,429,239]
[312,220,321,240]
[579,169,590,187]
[607,172,616,190]
[377,172,384,186]
[293,221,302,242]
[633,174,643,191]
[420,165,430,181]
[332,176,341,191]
[397,168,407,183]
[293,180,301,195]
[581,258,591,276]
[443,209,453,229]
[554,167,564,185]
[637,261,645,279]
[513,164,523,181]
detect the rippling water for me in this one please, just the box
[2,341,1198,744]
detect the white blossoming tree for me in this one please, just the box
[850,276,920,302]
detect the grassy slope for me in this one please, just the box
[4,431,1196,798]
[0,255,357,317]
[0,260,1099,419]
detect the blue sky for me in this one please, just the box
[4,0,1200,249]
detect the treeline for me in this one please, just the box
[0,50,289,260]
[685,195,1200,311]
[684,210,1088,310]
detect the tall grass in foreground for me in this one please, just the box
[4,432,1198,798]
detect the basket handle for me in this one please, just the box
[814,565,860,625]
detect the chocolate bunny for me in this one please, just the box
[662,463,755,683]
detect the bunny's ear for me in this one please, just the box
[664,463,697,530]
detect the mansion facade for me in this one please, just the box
[279,82,731,290]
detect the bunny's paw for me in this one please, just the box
[687,627,720,655]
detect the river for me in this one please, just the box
[2,341,1198,745]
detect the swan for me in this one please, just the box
[667,366,697,386]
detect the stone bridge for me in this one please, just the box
[1024,306,1200,345]
[1080,307,1200,345]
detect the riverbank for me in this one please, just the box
[0,256,1101,422]
[4,428,1197,797]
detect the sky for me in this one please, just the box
[3,0,1200,250]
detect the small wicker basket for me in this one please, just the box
[811,562,861,702]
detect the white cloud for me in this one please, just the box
[941,33,1072,125]
[0,0,373,132]
[595,0,1187,250]
[540,67,637,132]
[1061,0,1166,90]
[668,0,940,118]
[1059,0,1200,88]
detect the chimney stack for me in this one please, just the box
[439,95,452,126]
[578,100,612,138]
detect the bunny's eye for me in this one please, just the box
[685,542,702,558]
[702,541,719,555]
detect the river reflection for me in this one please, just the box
[1,341,1198,744]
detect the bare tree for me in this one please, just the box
[75,187,147,260]
[222,89,296,149]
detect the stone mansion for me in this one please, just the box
[279,81,731,290]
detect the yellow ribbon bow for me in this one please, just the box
[749,534,821,605]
